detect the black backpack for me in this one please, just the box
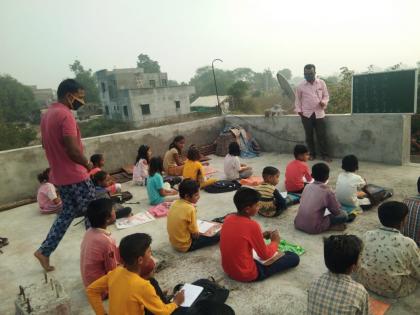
[363,184,393,206]
[172,278,232,315]
[204,180,241,194]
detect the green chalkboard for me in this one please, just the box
[352,69,418,113]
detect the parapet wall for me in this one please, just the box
[225,114,411,165]
[0,117,224,206]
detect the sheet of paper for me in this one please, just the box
[115,212,155,229]
[252,249,279,264]
[197,219,216,234]
[359,198,371,206]
[280,191,288,199]
[180,283,203,307]
[324,208,331,216]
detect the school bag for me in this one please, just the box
[164,175,182,187]
[363,184,393,206]
[204,180,241,194]
[172,278,232,315]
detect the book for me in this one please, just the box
[180,283,203,307]
[115,212,155,229]
[197,219,222,236]
[252,249,282,266]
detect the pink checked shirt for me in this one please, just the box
[295,78,329,118]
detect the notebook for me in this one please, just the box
[115,212,155,229]
[252,249,282,266]
[197,219,222,236]
[180,283,204,307]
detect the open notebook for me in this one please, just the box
[252,249,282,266]
[197,219,222,236]
[179,283,203,307]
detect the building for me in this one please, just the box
[95,68,195,126]
[29,85,56,108]
[190,95,230,113]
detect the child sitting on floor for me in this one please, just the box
[294,163,349,234]
[255,166,287,217]
[167,179,220,252]
[308,235,369,315]
[80,198,118,288]
[182,146,217,188]
[224,142,252,180]
[357,201,420,298]
[133,145,151,186]
[93,171,132,220]
[147,157,178,205]
[285,144,313,194]
[37,168,62,214]
[335,155,371,210]
[89,153,121,194]
[402,176,420,246]
[86,233,184,315]
[219,187,300,282]
[163,135,186,176]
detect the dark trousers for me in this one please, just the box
[329,211,349,226]
[301,113,328,157]
[188,234,220,252]
[255,251,300,281]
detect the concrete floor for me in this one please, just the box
[0,153,419,315]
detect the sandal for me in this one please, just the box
[0,237,8,247]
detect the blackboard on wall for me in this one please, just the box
[352,69,418,113]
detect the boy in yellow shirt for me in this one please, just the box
[167,179,220,252]
[182,146,217,188]
[86,233,184,315]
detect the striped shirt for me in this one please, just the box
[402,196,420,246]
[308,272,369,315]
[256,183,276,217]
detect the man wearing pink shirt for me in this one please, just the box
[295,64,331,162]
[34,79,95,272]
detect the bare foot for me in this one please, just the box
[34,250,55,272]
[329,224,347,231]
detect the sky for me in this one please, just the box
[0,0,419,89]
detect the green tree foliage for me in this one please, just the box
[78,118,134,138]
[189,66,236,99]
[136,54,161,73]
[278,68,292,80]
[0,123,37,151]
[326,67,354,114]
[0,75,39,123]
[69,60,100,104]
[228,81,250,110]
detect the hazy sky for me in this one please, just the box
[1,0,419,89]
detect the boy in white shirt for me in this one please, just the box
[335,155,370,210]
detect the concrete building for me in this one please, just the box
[95,68,195,127]
[190,95,230,113]
[29,85,55,108]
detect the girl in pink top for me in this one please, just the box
[133,145,152,186]
[37,168,62,214]
[88,153,121,194]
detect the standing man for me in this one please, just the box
[34,79,95,271]
[295,64,331,162]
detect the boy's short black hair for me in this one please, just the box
[378,201,408,228]
[233,187,261,214]
[304,64,316,71]
[149,156,163,176]
[37,168,50,183]
[119,233,152,266]
[93,170,108,186]
[57,79,84,99]
[294,144,309,159]
[342,155,359,172]
[87,198,113,228]
[312,163,329,182]
[417,176,420,194]
[90,153,103,166]
[228,142,241,156]
[187,146,201,161]
[262,166,280,178]
[324,235,362,274]
[179,179,200,199]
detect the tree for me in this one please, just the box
[136,54,161,73]
[0,75,39,123]
[228,81,249,109]
[278,68,292,80]
[326,67,354,114]
[189,67,236,98]
[0,123,37,151]
[168,80,179,87]
[69,60,100,103]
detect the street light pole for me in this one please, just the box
[212,58,223,114]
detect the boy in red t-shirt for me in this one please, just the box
[285,144,313,193]
[219,187,300,282]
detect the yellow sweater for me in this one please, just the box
[167,199,199,252]
[182,159,217,188]
[86,266,177,315]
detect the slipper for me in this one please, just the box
[0,237,9,247]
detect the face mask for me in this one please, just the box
[304,74,315,82]
[69,95,85,111]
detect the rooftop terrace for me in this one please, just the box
[1,153,419,315]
